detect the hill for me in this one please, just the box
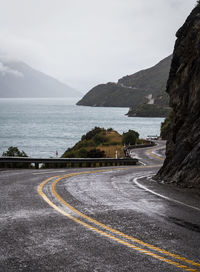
[77,55,172,116]
[0,59,81,98]
[62,127,144,159]
[62,127,125,158]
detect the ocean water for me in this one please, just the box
[0,98,164,158]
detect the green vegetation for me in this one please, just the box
[2,146,28,157]
[2,146,31,168]
[127,104,171,118]
[154,92,169,106]
[62,127,110,158]
[86,149,105,158]
[77,55,172,117]
[122,130,139,145]
[160,113,173,140]
[77,82,147,107]
[62,127,142,158]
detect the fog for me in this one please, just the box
[0,0,197,92]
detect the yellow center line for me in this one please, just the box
[38,177,198,272]
[38,168,200,271]
[146,148,165,161]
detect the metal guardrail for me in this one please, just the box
[125,141,155,150]
[0,157,138,169]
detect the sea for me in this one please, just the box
[0,98,164,158]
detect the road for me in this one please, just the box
[0,141,200,272]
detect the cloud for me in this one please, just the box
[0,0,197,91]
[0,62,24,78]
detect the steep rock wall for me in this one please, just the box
[156,4,200,188]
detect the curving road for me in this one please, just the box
[0,141,200,272]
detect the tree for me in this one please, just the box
[2,146,30,168]
[2,146,28,157]
[122,130,139,145]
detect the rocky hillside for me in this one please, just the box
[77,55,172,116]
[0,59,81,98]
[127,91,171,117]
[156,3,200,188]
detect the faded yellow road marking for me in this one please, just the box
[38,168,200,271]
[146,148,165,161]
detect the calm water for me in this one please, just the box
[0,98,164,158]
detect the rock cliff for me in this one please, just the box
[156,4,200,188]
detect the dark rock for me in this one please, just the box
[155,4,200,188]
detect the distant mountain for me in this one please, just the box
[0,59,81,98]
[77,55,172,117]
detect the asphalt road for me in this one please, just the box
[0,141,200,272]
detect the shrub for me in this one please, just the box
[86,149,105,158]
[78,148,88,158]
[107,128,113,132]
[81,127,105,141]
[2,146,28,157]
[93,134,108,145]
[122,130,139,145]
[2,146,31,168]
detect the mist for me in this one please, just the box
[0,0,197,92]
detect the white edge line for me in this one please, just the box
[133,176,200,212]
[152,150,164,158]
[139,161,147,166]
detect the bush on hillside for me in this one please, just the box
[122,130,139,146]
[86,149,105,158]
[81,127,106,141]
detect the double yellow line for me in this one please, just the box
[38,168,200,272]
[146,146,165,161]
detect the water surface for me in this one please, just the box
[0,98,164,157]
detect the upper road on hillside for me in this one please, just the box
[0,141,200,272]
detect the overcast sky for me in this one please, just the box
[0,0,197,92]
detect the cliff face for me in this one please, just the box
[156,4,200,188]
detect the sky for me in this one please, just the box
[0,0,197,93]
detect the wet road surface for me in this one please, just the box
[0,141,200,271]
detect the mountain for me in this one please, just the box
[0,59,81,98]
[156,4,200,188]
[77,55,172,116]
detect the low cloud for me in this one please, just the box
[0,0,197,91]
[0,62,24,78]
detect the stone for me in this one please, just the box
[155,4,200,189]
